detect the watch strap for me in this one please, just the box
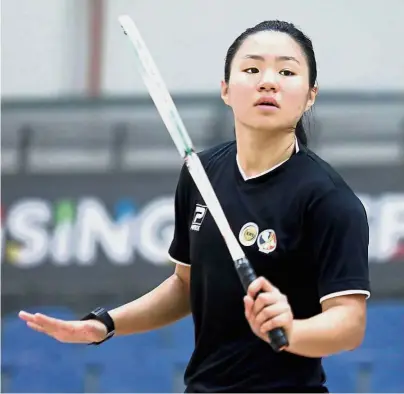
[81,307,115,345]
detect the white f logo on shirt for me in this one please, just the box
[191,204,207,232]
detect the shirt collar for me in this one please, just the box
[236,138,299,181]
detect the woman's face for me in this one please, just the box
[221,31,317,132]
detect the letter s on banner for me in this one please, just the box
[7,199,50,268]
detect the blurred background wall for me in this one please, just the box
[1,0,404,392]
[3,0,404,97]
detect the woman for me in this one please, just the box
[19,20,370,393]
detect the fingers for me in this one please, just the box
[19,311,65,334]
[19,310,89,343]
[254,302,290,327]
[19,310,58,327]
[19,311,37,323]
[243,282,293,344]
[243,296,254,320]
[247,277,276,299]
[259,312,291,334]
[34,313,64,330]
[27,321,47,334]
[252,292,279,316]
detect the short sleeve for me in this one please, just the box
[168,164,192,266]
[308,188,371,303]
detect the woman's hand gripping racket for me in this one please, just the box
[118,15,289,352]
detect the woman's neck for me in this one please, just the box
[235,125,296,179]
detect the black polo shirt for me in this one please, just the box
[168,140,370,393]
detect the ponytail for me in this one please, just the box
[295,118,308,146]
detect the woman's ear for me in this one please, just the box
[305,84,319,111]
[221,81,230,106]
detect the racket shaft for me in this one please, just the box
[119,15,245,262]
[119,14,288,352]
[118,15,192,158]
[186,153,245,261]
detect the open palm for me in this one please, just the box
[19,311,107,344]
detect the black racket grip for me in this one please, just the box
[234,257,289,352]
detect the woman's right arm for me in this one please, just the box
[19,165,193,344]
[18,263,191,343]
[109,263,191,336]
[110,162,194,335]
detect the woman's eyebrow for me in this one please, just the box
[242,54,300,65]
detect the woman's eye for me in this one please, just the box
[244,67,260,74]
[280,69,295,76]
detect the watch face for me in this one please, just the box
[94,307,106,316]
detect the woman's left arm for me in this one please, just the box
[244,187,370,357]
[244,279,367,358]
[286,293,367,357]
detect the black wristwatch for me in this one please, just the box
[81,307,115,345]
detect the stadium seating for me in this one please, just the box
[96,355,173,393]
[363,301,404,352]
[164,316,195,392]
[2,307,85,393]
[5,360,85,393]
[323,301,404,393]
[323,353,359,392]
[370,353,404,392]
[2,302,403,392]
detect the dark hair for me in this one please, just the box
[224,20,317,146]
